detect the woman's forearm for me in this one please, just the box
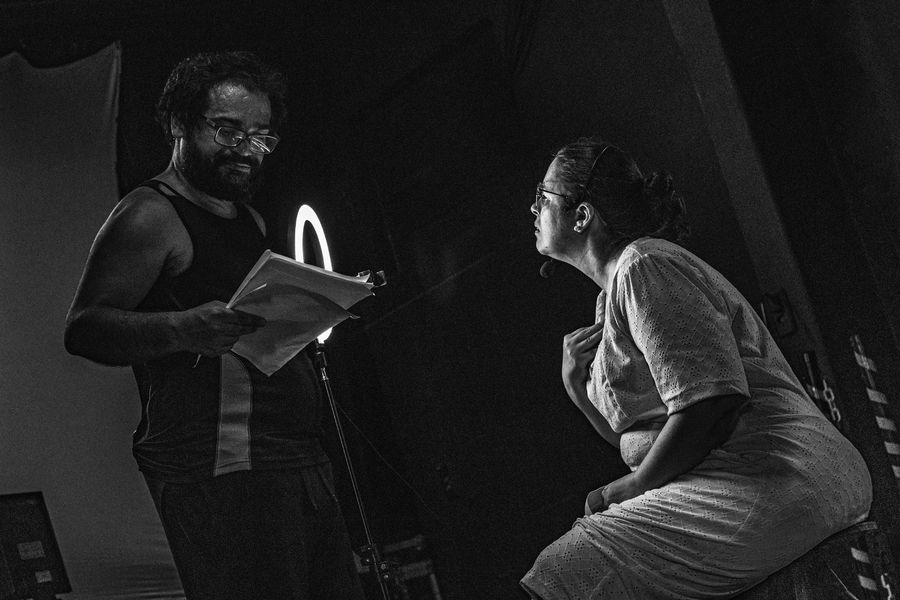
[632,394,745,491]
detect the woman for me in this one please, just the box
[521,137,872,599]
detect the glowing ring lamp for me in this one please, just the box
[293,204,333,343]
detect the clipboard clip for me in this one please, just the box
[357,269,388,288]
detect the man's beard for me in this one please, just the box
[180,141,263,203]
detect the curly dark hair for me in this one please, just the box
[552,136,690,246]
[155,50,288,146]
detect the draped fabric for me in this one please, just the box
[0,44,184,599]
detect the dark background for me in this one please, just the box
[3,1,899,597]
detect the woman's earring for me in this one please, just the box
[574,225,584,233]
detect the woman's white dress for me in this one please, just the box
[521,237,872,599]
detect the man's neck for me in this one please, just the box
[158,162,238,219]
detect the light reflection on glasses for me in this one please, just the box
[200,116,280,154]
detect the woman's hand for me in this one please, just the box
[559,314,621,449]
[584,472,645,515]
[561,320,605,395]
[584,486,605,515]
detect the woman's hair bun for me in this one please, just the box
[643,172,675,199]
[643,171,690,244]
[555,137,690,245]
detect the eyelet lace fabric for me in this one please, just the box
[521,238,872,599]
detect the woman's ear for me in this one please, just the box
[576,201,609,233]
[575,202,595,232]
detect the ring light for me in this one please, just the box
[294,204,333,342]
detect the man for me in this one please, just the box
[65,51,364,600]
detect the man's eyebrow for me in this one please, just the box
[207,115,272,131]
[207,115,242,125]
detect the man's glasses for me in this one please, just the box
[200,116,280,154]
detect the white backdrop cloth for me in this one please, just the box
[0,44,184,599]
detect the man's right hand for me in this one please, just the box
[176,301,267,356]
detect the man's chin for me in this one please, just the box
[206,172,259,202]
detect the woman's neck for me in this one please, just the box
[578,240,627,292]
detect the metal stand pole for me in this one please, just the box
[314,341,394,600]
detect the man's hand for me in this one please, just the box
[175,301,267,356]
[562,320,604,394]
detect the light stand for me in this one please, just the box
[294,205,396,597]
[314,338,397,600]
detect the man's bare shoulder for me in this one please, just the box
[104,184,186,235]
[119,183,174,213]
[99,183,192,273]
[101,186,190,248]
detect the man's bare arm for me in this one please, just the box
[64,193,263,365]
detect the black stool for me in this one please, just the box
[734,521,894,599]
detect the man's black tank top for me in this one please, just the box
[131,180,327,483]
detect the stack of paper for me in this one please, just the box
[226,250,375,375]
